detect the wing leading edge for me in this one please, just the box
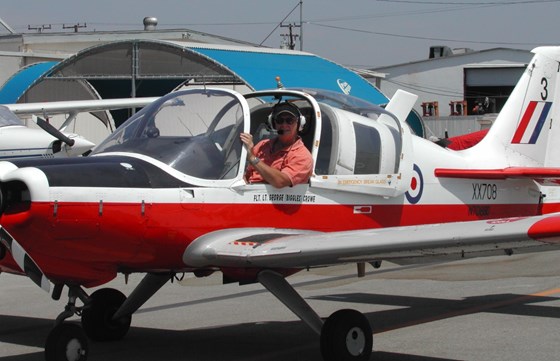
[5,97,159,115]
[183,214,560,269]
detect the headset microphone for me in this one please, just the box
[276,129,285,135]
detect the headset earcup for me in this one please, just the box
[267,113,274,129]
[299,115,306,132]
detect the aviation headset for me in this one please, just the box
[267,101,306,133]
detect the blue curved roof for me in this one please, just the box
[190,47,388,105]
[0,43,424,136]
[0,61,58,104]
[187,46,432,135]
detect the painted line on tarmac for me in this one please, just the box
[375,287,560,334]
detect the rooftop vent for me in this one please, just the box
[429,45,453,59]
[143,17,158,31]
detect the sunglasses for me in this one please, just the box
[275,116,297,125]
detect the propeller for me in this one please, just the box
[0,226,50,292]
[34,116,75,147]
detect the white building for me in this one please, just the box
[371,46,533,136]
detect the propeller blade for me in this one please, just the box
[0,226,50,292]
[34,117,75,147]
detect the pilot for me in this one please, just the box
[240,101,313,188]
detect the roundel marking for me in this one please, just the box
[405,164,424,204]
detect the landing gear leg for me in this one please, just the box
[257,270,373,361]
[44,274,169,360]
[45,285,132,361]
[45,286,90,361]
[258,269,324,334]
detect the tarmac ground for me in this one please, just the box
[1,250,560,361]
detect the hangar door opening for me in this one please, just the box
[464,66,526,115]
[19,40,244,128]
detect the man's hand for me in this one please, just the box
[240,133,254,157]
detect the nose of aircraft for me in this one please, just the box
[61,135,95,157]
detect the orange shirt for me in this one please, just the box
[246,137,313,186]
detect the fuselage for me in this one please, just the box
[0,142,545,286]
[0,87,554,287]
[0,125,94,160]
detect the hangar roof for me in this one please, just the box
[0,61,58,103]
[186,43,388,105]
[4,40,390,128]
[17,40,387,102]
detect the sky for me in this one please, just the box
[2,0,560,68]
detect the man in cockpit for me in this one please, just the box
[240,101,312,188]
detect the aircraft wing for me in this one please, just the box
[4,97,159,115]
[435,167,560,185]
[184,214,560,269]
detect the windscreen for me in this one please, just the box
[92,89,245,180]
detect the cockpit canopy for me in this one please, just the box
[92,89,247,180]
[92,87,413,196]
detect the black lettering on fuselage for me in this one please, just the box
[472,183,497,200]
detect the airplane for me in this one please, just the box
[0,97,157,160]
[2,46,560,361]
[0,104,95,160]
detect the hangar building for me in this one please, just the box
[371,46,533,137]
[0,23,392,143]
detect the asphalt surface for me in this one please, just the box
[1,251,560,361]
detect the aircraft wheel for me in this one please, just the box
[45,323,88,361]
[320,309,372,361]
[81,288,131,341]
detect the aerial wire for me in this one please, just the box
[310,22,540,46]
[377,0,560,4]
[259,1,301,46]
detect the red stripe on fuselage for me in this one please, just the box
[0,200,543,286]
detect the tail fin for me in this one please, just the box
[472,47,560,167]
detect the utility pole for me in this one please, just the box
[280,23,300,50]
[27,24,52,33]
[299,0,303,50]
[265,1,303,49]
[63,23,87,33]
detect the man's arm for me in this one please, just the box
[248,156,293,188]
[240,132,292,188]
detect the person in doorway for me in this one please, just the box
[240,101,312,188]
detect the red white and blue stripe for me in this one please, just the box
[511,101,552,144]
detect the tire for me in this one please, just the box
[81,288,131,341]
[320,309,373,361]
[45,323,88,361]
